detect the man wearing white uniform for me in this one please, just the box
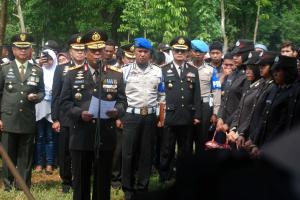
[122,37,165,200]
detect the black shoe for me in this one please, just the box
[62,184,71,193]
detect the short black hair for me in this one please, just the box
[152,50,166,66]
[224,52,233,60]
[105,39,115,47]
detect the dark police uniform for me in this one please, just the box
[253,56,298,147]
[287,80,300,130]
[0,33,45,189]
[60,30,126,200]
[229,51,261,137]
[160,36,201,182]
[247,51,277,141]
[219,40,254,125]
[51,34,85,192]
[51,62,73,190]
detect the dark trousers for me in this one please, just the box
[122,113,156,199]
[58,126,72,186]
[112,128,123,186]
[160,125,193,181]
[71,150,114,200]
[2,132,34,189]
[192,102,212,154]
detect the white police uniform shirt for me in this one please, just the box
[123,62,165,108]
[190,61,221,115]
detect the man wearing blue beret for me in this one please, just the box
[122,37,165,200]
[188,39,219,153]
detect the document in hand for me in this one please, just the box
[88,96,116,119]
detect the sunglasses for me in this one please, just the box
[173,49,188,53]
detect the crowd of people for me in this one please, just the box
[0,30,300,200]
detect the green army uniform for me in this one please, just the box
[0,33,45,190]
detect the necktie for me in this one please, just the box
[93,70,99,83]
[179,66,183,77]
[20,65,25,81]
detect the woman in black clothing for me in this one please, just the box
[250,55,298,157]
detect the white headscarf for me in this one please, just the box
[42,49,57,97]
[35,49,57,122]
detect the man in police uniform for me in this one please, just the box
[51,33,86,193]
[121,43,136,65]
[60,29,126,200]
[189,39,214,152]
[160,36,201,182]
[122,37,165,200]
[0,33,45,190]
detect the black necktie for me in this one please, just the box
[179,66,183,78]
[93,70,99,83]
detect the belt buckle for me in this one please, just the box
[140,107,148,115]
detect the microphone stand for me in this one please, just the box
[94,59,102,159]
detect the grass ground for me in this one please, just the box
[0,158,173,200]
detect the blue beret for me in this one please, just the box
[191,40,209,53]
[134,37,152,50]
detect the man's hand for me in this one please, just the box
[193,118,200,125]
[116,119,123,129]
[236,135,246,148]
[52,121,60,132]
[0,120,3,132]
[227,131,238,142]
[106,109,118,118]
[250,146,260,158]
[81,111,93,122]
[27,93,38,102]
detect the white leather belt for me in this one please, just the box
[126,107,156,115]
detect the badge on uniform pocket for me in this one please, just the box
[75,92,82,101]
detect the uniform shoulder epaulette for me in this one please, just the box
[0,61,11,67]
[68,65,83,71]
[160,62,172,68]
[108,65,122,73]
[32,63,42,71]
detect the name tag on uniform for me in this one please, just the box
[103,84,117,89]
[27,81,37,86]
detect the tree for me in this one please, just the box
[13,0,26,32]
[118,0,187,43]
[0,0,8,46]
[220,0,228,52]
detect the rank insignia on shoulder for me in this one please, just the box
[108,65,122,73]
[68,65,83,71]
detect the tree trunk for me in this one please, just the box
[14,0,26,32]
[220,0,228,53]
[253,3,260,44]
[0,0,8,46]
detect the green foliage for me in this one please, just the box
[3,0,300,51]
[118,0,187,43]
